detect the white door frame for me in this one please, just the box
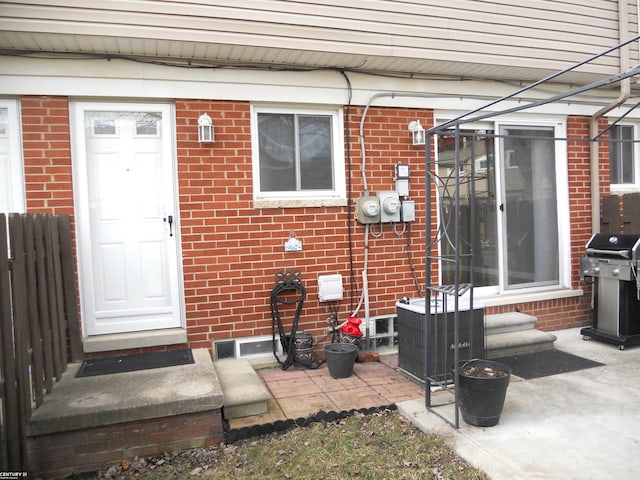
[0,99,25,215]
[70,101,185,337]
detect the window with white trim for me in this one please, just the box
[251,105,346,206]
[609,124,637,188]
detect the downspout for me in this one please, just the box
[589,0,630,233]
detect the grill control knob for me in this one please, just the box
[612,268,620,276]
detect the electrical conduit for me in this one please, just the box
[354,92,436,348]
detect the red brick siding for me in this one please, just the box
[21,96,74,215]
[19,97,598,351]
[175,102,430,349]
[27,409,223,479]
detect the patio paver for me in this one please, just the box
[228,353,423,430]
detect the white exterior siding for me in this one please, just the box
[0,0,637,83]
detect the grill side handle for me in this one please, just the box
[586,248,630,259]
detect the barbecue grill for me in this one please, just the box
[580,233,640,349]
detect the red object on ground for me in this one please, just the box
[341,316,363,337]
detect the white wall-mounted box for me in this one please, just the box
[318,274,344,301]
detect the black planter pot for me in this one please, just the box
[457,359,511,427]
[324,343,358,378]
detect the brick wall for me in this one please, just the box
[19,96,596,353]
[27,409,223,479]
[175,102,430,350]
[21,96,74,215]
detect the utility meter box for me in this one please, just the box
[401,200,416,222]
[355,195,380,224]
[318,274,344,302]
[377,191,401,223]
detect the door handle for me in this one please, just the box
[164,215,174,236]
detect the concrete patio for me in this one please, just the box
[240,327,639,479]
[399,327,640,480]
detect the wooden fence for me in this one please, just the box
[0,213,81,472]
[601,192,640,233]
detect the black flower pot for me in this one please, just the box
[324,343,358,378]
[457,359,511,427]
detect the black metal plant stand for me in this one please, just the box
[423,126,481,429]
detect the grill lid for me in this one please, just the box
[585,233,640,259]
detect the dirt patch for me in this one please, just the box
[85,410,488,480]
[460,364,509,379]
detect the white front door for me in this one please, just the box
[72,102,183,336]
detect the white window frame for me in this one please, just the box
[250,104,346,208]
[609,122,640,192]
[0,99,25,215]
[495,119,570,293]
[434,114,571,298]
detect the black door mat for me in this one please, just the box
[491,349,604,380]
[76,349,194,377]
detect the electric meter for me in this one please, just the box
[363,199,380,216]
[377,191,401,223]
[355,195,380,224]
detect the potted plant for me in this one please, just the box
[324,343,358,378]
[456,359,511,427]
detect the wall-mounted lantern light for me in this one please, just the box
[198,113,214,143]
[407,120,425,146]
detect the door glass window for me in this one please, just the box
[437,124,561,292]
[136,113,160,136]
[500,126,558,289]
[438,130,498,287]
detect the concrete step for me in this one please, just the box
[213,358,271,420]
[485,311,538,335]
[27,348,224,478]
[485,329,557,359]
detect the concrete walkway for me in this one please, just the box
[398,327,640,480]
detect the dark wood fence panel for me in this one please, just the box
[59,215,82,361]
[0,214,21,476]
[0,213,81,472]
[622,192,640,233]
[34,216,54,394]
[601,193,640,234]
[8,214,30,465]
[601,195,620,234]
